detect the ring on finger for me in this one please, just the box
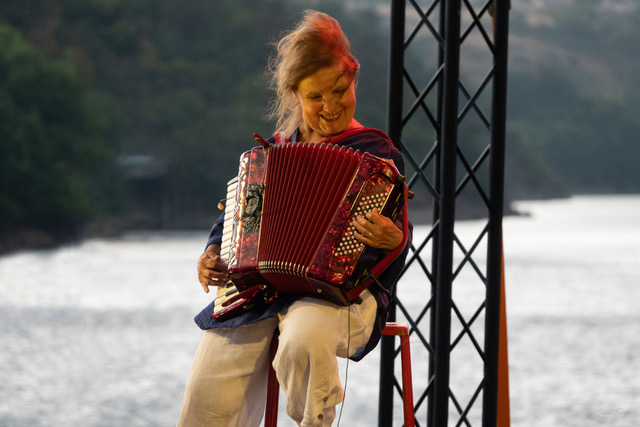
[368,231,373,238]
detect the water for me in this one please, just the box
[0,195,638,426]
[500,196,640,427]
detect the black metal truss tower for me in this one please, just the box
[379,0,510,425]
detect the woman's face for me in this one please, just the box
[296,62,357,142]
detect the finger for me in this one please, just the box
[352,216,372,237]
[368,211,398,235]
[199,275,211,293]
[205,269,227,283]
[200,260,229,280]
[357,212,376,228]
[199,253,222,269]
[352,222,377,245]
[365,208,385,224]
[200,272,227,293]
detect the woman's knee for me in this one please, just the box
[277,327,337,370]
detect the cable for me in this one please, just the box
[336,304,352,427]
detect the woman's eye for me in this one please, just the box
[334,89,348,97]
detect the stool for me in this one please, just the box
[264,322,415,427]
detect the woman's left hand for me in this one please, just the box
[352,208,403,250]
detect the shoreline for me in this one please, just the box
[0,229,70,255]
[5,193,635,255]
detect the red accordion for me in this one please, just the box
[214,135,408,319]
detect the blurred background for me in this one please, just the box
[2,0,639,250]
[1,0,639,426]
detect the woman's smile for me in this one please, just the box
[321,111,342,122]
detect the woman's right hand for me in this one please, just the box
[197,244,228,293]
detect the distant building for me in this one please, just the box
[117,153,170,229]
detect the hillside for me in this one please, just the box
[1,0,638,247]
[366,0,640,197]
[506,0,640,195]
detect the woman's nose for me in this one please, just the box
[323,96,339,112]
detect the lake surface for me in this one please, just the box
[0,195,638,426]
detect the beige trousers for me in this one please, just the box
[177,290,377,427]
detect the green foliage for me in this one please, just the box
[508,12,640,195]
[0,24,117,233]
[1,0,638,240]
[2,0,395,229]
[507,1,640,194]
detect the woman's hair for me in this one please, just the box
[267,10,360,136]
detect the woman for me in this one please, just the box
[178,10,411,426]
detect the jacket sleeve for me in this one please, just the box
[206,211,225,249]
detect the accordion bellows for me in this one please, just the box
[219,141,405,309]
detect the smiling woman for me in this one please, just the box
[177,10,412,427]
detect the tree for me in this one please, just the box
[0,24,116,236]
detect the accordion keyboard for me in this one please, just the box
[336,192,389,257]
[214,177,239,314]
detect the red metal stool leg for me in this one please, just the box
[265,323,414,427]
[264,333,279,427]
[382,322,415,427]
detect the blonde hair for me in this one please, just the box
[268,10,360,137]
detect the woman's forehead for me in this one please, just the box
[298,64,352,94]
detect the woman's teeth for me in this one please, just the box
[322,112,340,122]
